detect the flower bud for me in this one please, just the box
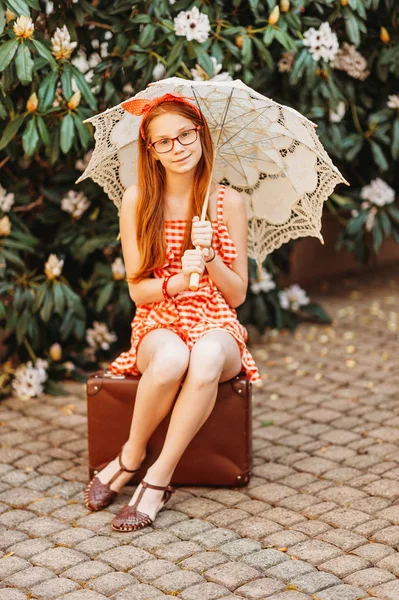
[67,90,81,109]
[5,9,16,23]
[268,6,280,25]
[26,93,38,113]
[340,0,349,5]
[235,35,244,49]
[280,0,290,12]
[49,343,62,361]
[13,15,35,39]
[380,27,390,43]
[0,216,11,237]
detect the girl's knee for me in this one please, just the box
[148,345,190,384]
[188,341,224,385]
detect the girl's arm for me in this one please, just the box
[205,187,248,308]
[120,185,187,304]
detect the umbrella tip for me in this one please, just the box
[319,234,325,246]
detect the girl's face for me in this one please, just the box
[147,113,203,174]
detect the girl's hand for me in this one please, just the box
[191,216,213,249]
[181,248,210,285]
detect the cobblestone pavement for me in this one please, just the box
[0,266,398,600]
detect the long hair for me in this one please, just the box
[127,101,214,283]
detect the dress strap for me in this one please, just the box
[216,184,226,223]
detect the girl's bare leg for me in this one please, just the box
[125,330,242,515]
[97,329,190,491]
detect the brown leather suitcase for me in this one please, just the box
[87,369,252,487]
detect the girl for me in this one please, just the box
[84,92,261,531]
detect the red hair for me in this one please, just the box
[127,101,214,283]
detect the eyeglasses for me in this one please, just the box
[147,126,201,154]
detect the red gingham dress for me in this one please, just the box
[108,185,262,385]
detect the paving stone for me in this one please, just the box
[363,479,399,500]
[344,567,395,587]
[75,536,120,558]
[319,555,372,578]
[249,483,296,503]
[378,550,399,575]
[352,542,395,562]
[0,590,26,600]
[240,549,290,571]
[261,507,305,526]
[234,577,285,599]
[111,583,165,598]
[86,572,137,595]
[29,577,80,598]
[316,530,367,552]
[290,571,341,593]
[320,508,371,529]
[204,561,260,591]
[167,518,214,540]
[7,538,53,559]
[192,528,239,550]
[261,592,311,600]
[265,559,316,582]
[129,530,179,551]
[0,556,30,578]
[31,547,88,574]
[207,509,250,527]
[179,551,229,573]
[75,512,114,531]
[17,516,70,537]
[152,569,205,593]
[264,530,308,549]
[179,581,232,600]
[50,527,95,546]
[129,558,179,582]
[287,540,342,565]
[315,584,369,599]
[371,526,399,546]
[0,509,36,527]
[63,560,114,581]
[0,529,28,551]
[230,517,282,539]
[56,591,108,599]
[97,545,152,570]
[25,475,64,491]
[4,566,56,589]
[173,497,223,518]
[218,538,262,558]
[155,540,202,561]
[354,518,391,537]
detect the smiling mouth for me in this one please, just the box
[173,155,190,163]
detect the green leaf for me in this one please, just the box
[370,140,388,171]
[0,39,19,73]
[61,63,73,100]
[4,0,30,16]
[36,115,50,145]
[22,116,39,156]
[40,287,54,323]
[193,43,214,76]
[53,282,66,316]
[379,210,392,237]
[45,379,71,396]
[60,113,75,154]
[95,281,114,313]
[343,9,361,47]
[0,114,25,149]
[241,36,253,65]
[300,302,332,324]
[15,42,34,84]
[38,69,58,111]
[372,217,383,253]
[392,117,399,160]
[138,24,155,48]
[30,38,57,70]
[261,420,273,427]
[72,112,91,148]
[70,65,97,111]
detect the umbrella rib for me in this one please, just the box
[190,86,219,129]
[219,106,274,148]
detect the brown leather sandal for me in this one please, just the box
[112,479,176,531]
[84,444,143,512]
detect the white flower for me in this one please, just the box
[303,22,339,63]
[152,62,167,81]
[191,56,232,82]
[44,254,64,280]
[71,48,89,73]
[44,2,53,14]
[100,41,108,58]
[122,82,134,95]
[12,358,48,401]
[329,101,346,123]
[169,0,176,4]
[75,150,93,172]
[0,185,15,212]
[279,284,310,311]
[51,25,78,61]
[360,178,395,207]
[351,209,359,218]
[71,50,101,92]
[86,321,117,352]
[104,31,113,40]
[387,94,399,109]
[111,257,126,281]
[250,268,276,294]
[13,15,34,39]
[61,190,91,218]
[174,6,211,43]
